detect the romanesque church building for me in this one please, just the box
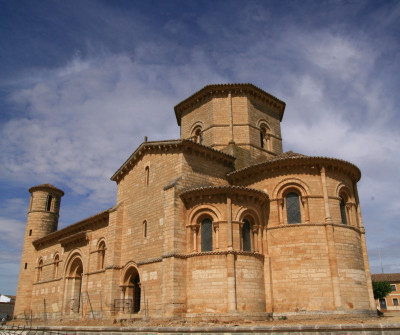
[14,84,376,320]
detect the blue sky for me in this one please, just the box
[0,0,399,295]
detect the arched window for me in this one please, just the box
[53,254,59,278]
[286,192,301,224]
[46,195,53,211]
[144,166,150,185]
[98,241,106,269]
[201,218,213,252]
[259,124,271,151]
[37,259,43,282]
[191,126,203,144]
[260,129,265,148]
[340,196,348,225]
[242,219,252,251]
[143,221,147,238]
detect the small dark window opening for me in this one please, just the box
[145,166,150,185]
[46,195,53,211]
[260,131,264,148]
[143,221,147,238]
[242,219,252,251]
[29,229,32,236]
[24,263,27,270]
[286,192,301,224]
[340,197,347,225]
[201,218,213,252]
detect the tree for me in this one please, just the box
[372,281,392,300]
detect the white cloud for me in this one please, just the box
[0,52,229,206]
[0,217,25,249]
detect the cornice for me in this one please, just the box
[174,83,286,125]
[33,277,62,285]
[227,154,361,183]
[32,209,110,249]
[180,185,269,204]
[58,230,89,248]
[111,139,235,183]
[266,222,362,233]
[29,183,64,196]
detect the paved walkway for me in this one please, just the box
[2,323,400,334]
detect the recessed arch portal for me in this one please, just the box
[64,253,83,313]
[122,264,141,313]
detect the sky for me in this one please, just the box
[0,0,399,295]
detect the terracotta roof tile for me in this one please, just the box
[371,273,400,282]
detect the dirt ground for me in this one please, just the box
[7,311,400,328]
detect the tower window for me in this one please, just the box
[145,166,150,185]
[53,254,59,278]
[24,263,27,270]
[29,229,32,236]
[191,125,203,144]
[46,195,53,211]
[259,124,271,151]
[260,130,265,148]
[201,218,213,252]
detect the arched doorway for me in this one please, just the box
[122,266,141,313]
[64,255,83,313]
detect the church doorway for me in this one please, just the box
[123,266,141,313]
[65,255,83,313]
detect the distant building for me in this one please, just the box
[14,84,376,321]
[0,294,15,320]
[371,273,400,312]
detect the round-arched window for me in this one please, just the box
[286,192,301,224]
[201,218,213,252]
[340,196,347,225]
[242,219,252,251]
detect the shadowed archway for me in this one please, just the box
[122,266,141,313]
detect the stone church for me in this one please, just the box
[14,83,376,321]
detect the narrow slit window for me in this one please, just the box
[46,195,53,211]
[53,254,59,278]
[143,221,147,238]
[24,263,27,270]
[242,219,252,252]
[260,130,265,148]
[29,229,32,236]
[340,197,347,225]
[145,166,150,185]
